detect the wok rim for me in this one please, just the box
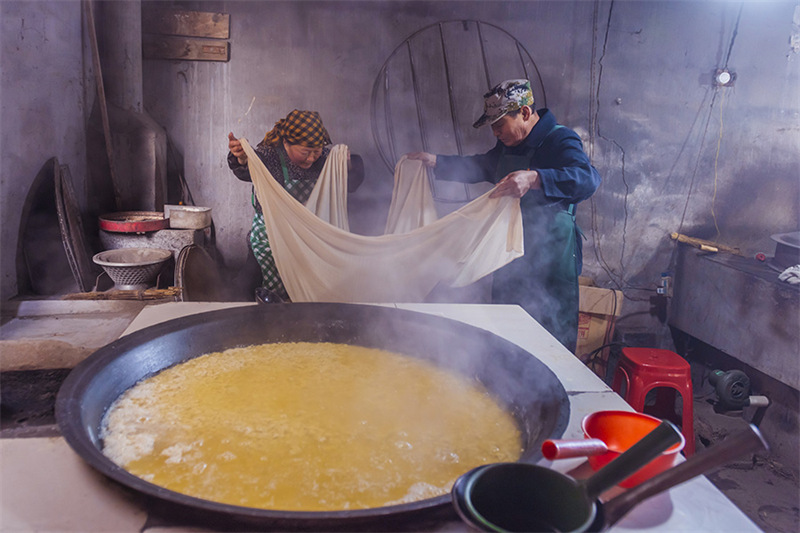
[56,302,570,528]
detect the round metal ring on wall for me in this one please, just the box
[370,20,546,204]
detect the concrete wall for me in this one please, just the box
[585,1,800,324]
[1,0,90,299]
[2,1,799,343]
[142,0,603,265]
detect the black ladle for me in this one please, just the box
[452,420,682,532]
[594,423,768,531]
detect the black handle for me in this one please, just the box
[583,419,682,500]
[600,424,768,529]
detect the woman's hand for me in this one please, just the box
[489,170,540,198]
[405,152,437,168]
[228,132,247,165]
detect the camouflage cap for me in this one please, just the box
[472,79,534,128]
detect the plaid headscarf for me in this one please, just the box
[263,109,332,148]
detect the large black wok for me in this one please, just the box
[56,303,569,531]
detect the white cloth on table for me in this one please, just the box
[242,138,523,303]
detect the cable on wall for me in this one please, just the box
[589,0,745,303]
[675,2,742,247]
[589,0,630,294]
[587,1,653,301]
[712,88,726,240]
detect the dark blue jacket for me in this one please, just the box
[433,108,600,351]
[435,108,600,211]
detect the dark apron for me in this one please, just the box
[491,147,580,352]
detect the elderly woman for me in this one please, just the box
[228,109,364,301]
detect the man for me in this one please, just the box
[408,79,600,351]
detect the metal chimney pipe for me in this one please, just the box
[96,0,143,113]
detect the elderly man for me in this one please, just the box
[408,79,600,352]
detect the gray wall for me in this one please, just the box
[2,1,799,343]
[586,0,799,306]
[144,0,603,260]
[1,0,90,297]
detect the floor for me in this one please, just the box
[695,399,799,533]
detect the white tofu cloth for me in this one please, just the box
[242,138,523,303]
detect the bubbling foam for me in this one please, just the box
[101,342,522,511]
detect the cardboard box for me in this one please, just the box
[576,284,624,368]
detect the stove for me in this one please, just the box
[1,301,761,532]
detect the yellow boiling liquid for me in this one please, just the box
[101,342,522,511]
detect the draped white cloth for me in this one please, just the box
[242,138,523,303]
[383,153,439,235]
[304,144,351,232]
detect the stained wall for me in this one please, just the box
[2,1,798,344]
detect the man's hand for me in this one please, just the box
[228,132,247,165]
[405,152,437,168]
[490,170,540,198]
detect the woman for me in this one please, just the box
[228,109,364,301]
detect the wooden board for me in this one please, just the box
[17,158,79,295]
[142,9,229,39]
[143,35,229,62]
[55,164,99,292]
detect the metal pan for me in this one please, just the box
[454,423,768,533]
[452,420,682,532]
[56,303,570,530]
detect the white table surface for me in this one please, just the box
[0,302,759,532]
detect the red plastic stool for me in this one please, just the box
[611,347,695,456]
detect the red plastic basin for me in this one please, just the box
[582,410,685,488]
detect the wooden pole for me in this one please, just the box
[83,0,123,210]
[63,287,182,301]
[670,233,742,255]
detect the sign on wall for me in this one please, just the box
[142,9,230,62]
